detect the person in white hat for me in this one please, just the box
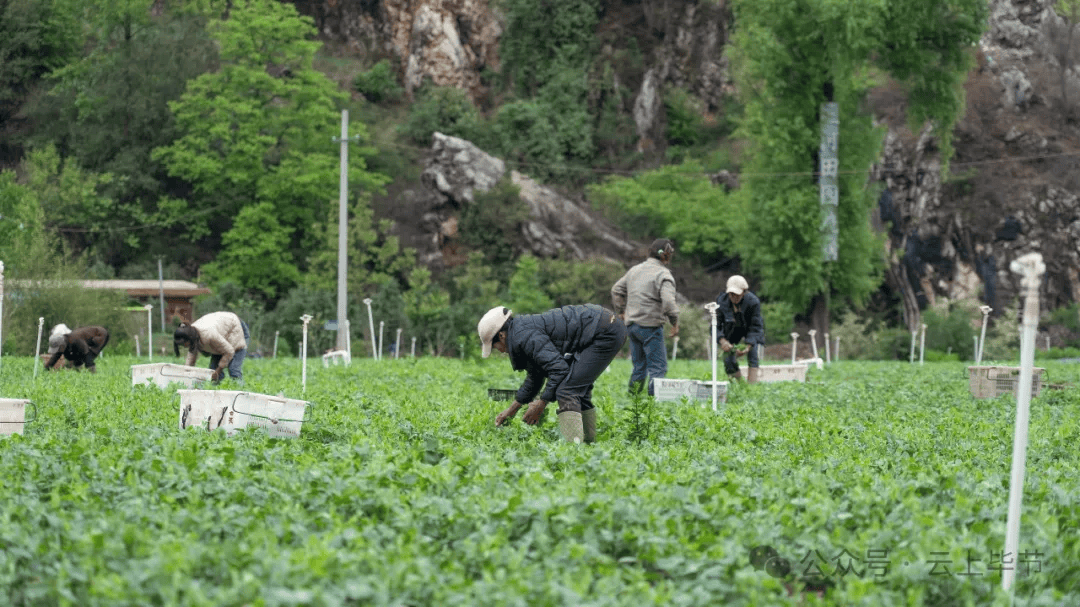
[45,323,72,368]
[715,275,765,383]
[478,304,627,444]
[45,325,110,373]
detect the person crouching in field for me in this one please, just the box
[716,275,765,383]
[479,304,627,444]
[173,311,250,383]
[45,325,110,373]
[43,323,71,369]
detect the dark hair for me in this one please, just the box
[173,323,199,357]
[649,238,675,260]
[492,319,512,348]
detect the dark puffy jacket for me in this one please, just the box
[715,291,765,346]
[506,304,608,403]
[46,325,110,369]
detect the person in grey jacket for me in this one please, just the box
[479,304,627,444]
[716,275,766,383]
[173,311,250,382]
[611,238,679,395]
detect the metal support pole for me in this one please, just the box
[395,328,402,360]
[301,314,313,393]
[411,336,417,358]
[135,335,141,358]
[378,321,384,361]
[345,320,352,359]
[909,330,916,363]
[704,302,720,412]
[808,329,819,361]
[1003,253,1045,592]
[33,317,44,377]
[273,331,279,358]
[790,333,799,364]
[824,332,831,363]
[363,298,377,359]
[834,337,840,362]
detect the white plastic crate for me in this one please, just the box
[654,379,729,404]
[967,366,1045,399]
[0,399,35,437]
[756,364,809,383]
[176,390,311,438]
[132,363,215,389]
[322,350,351,367]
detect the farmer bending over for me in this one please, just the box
[480,304,627,444]
[174,311,250,383]
[45,325,110,373]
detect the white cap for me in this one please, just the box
[478,306,512,358]
[727,275,749,295]
[47,333,67,355]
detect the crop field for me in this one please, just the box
[1,355,1079,606]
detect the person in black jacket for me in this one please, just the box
[716,275,765,383]
[45,325,110,373]
[479,304,627,444]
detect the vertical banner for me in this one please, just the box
[820,102,839,261]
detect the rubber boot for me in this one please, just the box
[747,367,760,384]
[557,411,585,444]
[581,409,597,444]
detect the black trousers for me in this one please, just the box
[555,311,628,414]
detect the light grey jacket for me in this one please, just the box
[186,311,247,369]
[611,257,679,328]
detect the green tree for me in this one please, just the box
[0,0,79,127]
[587,161,741,257]
[506,255,554,314]
[200,202,300,300]
[152,0,386,265]
[731,0,985,318]
[403,266,454,355]
[304,198,415,294]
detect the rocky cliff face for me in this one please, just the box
[873,0,1080,330]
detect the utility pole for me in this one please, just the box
[332,110,360,352]
[158,257,166,332]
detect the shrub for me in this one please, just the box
[398,86,483,146]
[353,59,403,104]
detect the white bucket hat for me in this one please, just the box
[478,306,512,358]
[47,324,72,354]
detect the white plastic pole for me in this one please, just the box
[395,328,402,359]
[363,298,377,359]
[378,321,384,361]
[411,336,417,358]
[135,335,141,357]
[1045,335,1050,351]
[834,336,840,362]
[671,335,679,361]
[158,258,166,332]
[1003,252,1045,592]
[919,323,927,365]
[790,332,799,364]
[273,331,279,358]
[909,330,916,363]
[145,304,154,360]
[345,320,352,359]
[0,261,5,370]
[808,329,819,361]
[301,314,313,393]
[977,305,992,364]
[33,317,44,377]
[973,336,979,361]
[704,302,720,412]
[824,332,831,363]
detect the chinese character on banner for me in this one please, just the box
[819,102,839,261]
[957,549,983,577]
[1018,550,1043,575]
[987,550,1014,574]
